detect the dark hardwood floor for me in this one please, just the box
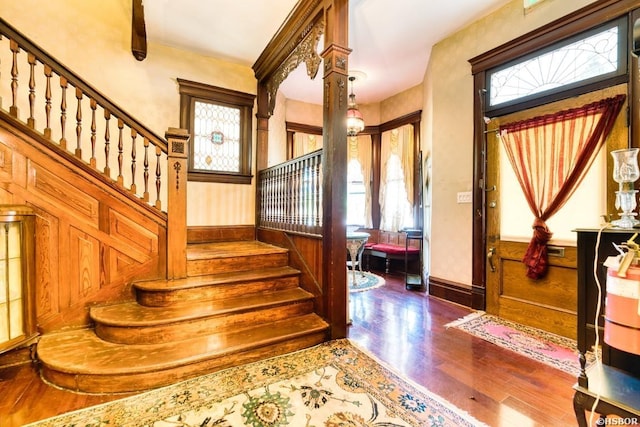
[348,273,579,426]
[1,273,581,426]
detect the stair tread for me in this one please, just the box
[186,241,287,261]
[134,266,299,291]
[38,314,329,374]
[91,288,314,326]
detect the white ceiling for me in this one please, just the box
[144,0,511,105]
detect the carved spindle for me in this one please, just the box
[104,110,111,176]
[89,99,97,167]
[315,156,321,227]
[44,65,52,139]
[293,163,298,225]
[130,129,137,193]
[59,76,68,149]
[117,119,124,185]
[301,159,307,225]
[9,39,19,118]
[75,87,82,157]
[27,53,36,128]
[278,169,287,224]
[282,164,291,224]
[143,137,150,202]
[155,146,161,210]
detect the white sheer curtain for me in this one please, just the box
[292,133,322,158]
[379,124,414,231]
[348,135,373,227]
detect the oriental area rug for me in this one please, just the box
[348,270,385,292]
[446,312,594,377]
[27,339,486,427]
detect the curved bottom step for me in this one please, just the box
[37,314,329,394]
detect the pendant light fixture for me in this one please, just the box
[346,76,365,137]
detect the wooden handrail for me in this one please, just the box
[0,18,168,212]
[258,149,322,236]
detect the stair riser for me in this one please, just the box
[187,253,289,276]
[40,332,329,393]
[136,276,300,307]
[95,301,315,345]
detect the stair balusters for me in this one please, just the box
[0,18,169,213]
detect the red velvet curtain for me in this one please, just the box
[499,94,626,279]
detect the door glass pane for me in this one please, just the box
[499,140,607,245]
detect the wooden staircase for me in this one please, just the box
[37,240,330,394]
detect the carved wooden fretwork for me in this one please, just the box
[173,161,181,189]
[266,18,325,115]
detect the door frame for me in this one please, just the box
[468,1,639,310]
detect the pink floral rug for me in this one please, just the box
[446,312,593,376]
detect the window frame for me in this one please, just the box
[178,78,255,184]
[484,17,628,117]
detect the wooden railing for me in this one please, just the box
[258,149,322,236]
[0,18,168,212]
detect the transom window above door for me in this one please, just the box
[486,17,626,112]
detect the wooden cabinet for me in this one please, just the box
[0,206,36,355]
[573,229,640,425]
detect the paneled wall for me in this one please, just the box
[0,118,166,332]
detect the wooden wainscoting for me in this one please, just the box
[257,227,324,317]
[187,225,255,243]
[0,114,166,333]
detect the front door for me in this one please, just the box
[485,85,628,339]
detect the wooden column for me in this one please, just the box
[165,127,190,279]
[255,84,270,172]
[321,0,350,339]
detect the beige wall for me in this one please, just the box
[2,0,605,279]
[425,0,599,286]
[0,0,258,226]
[380,84,423,124]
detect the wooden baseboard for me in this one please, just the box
[428,276,485,310]
[187,225,255,243]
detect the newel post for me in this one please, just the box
[165,127,190,279]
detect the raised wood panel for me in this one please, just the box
[110,248,136,275]
[28,161,99,226]
[500,259,577,312]
[498,241,577,312]
[109,209,158,256]
[495,241,577,339]
[32,208,59,319]
[257,227,324,316]
[0,187,13,204]
[0,141,13,180]
[67,227,100,306]
[187,225,255,243]
[0,113,167,332]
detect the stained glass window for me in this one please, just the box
[193,101,241,173]
[178,79,255,184]
[489,23,621,107]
